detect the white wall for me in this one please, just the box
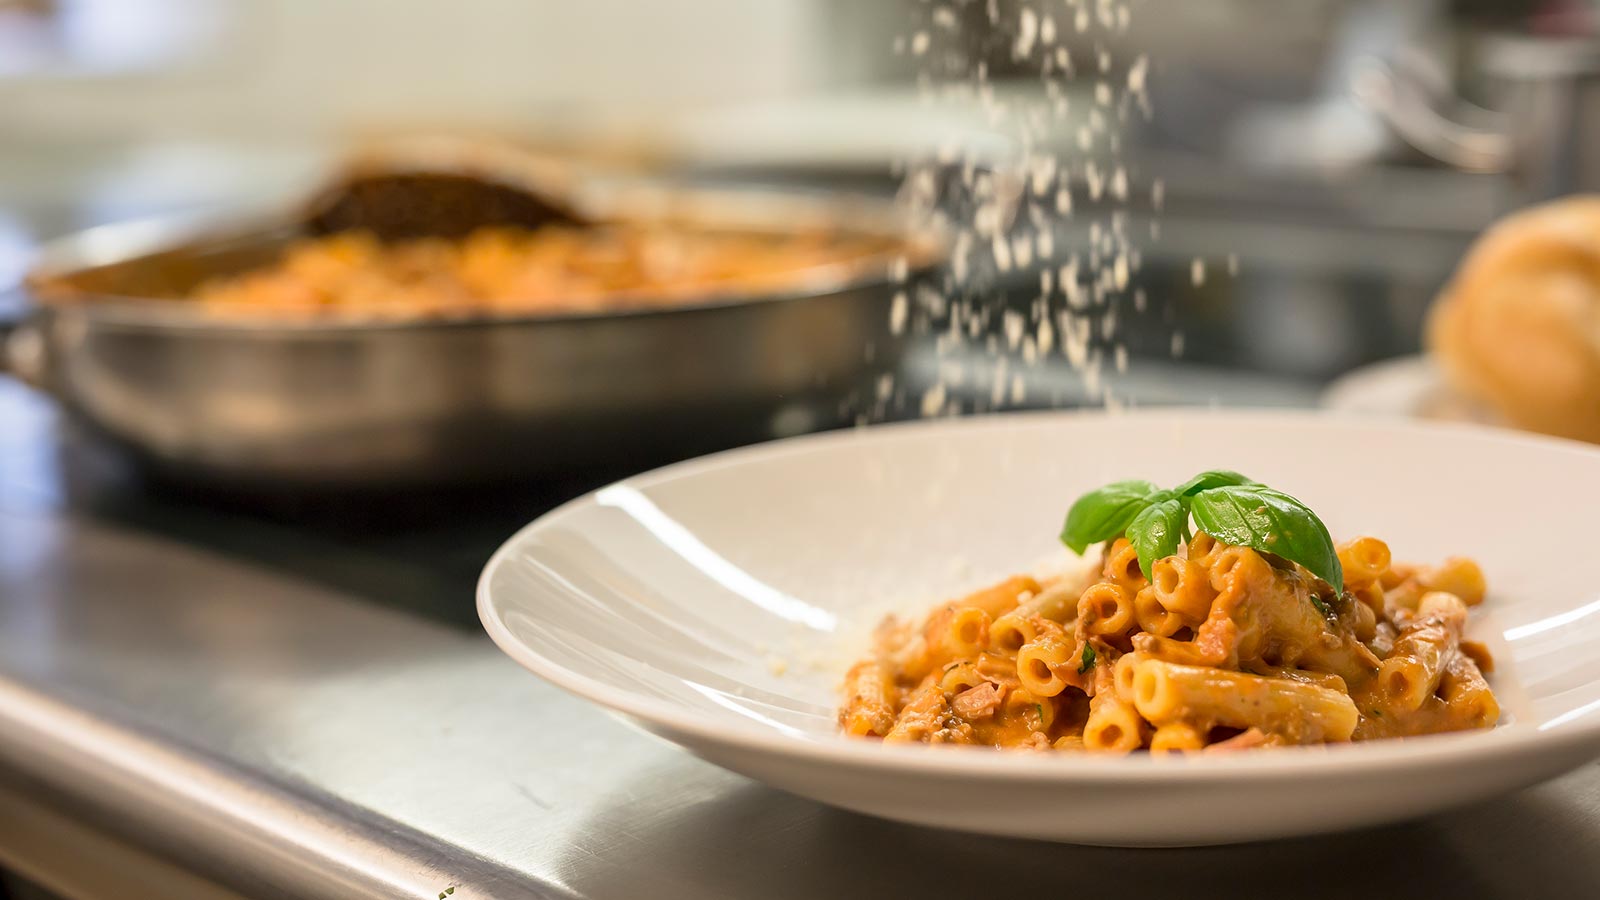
[0,0,873,142]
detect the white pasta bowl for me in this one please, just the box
[479,410,1600,846]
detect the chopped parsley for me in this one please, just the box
[1078,643,1097,674]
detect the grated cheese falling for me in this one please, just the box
[1003,309,1026,350]
[862,0,1169,422]
[1016,7,1039,59]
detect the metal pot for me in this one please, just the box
[2,190,929,489]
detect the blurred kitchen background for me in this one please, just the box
[4,0,1589,392]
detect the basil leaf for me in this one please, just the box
[1190,485,1344,592]
[1078,643,1096,674]
[1127,496,1186,580]
[1175,470,1256,496]
[1060,479,1159,554]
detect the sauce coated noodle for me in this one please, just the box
[839,536,1497,752]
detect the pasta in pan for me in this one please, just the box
[840,474,1500,753]
[188,225,901,320]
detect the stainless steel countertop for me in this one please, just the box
[4,370,1600,899]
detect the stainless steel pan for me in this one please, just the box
[1,189,930,488]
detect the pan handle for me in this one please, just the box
[0,288,19,376]
[0,288,46,390]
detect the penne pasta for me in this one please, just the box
[1079,582,1136,637]
[881,683,948,743]
[1016,635,1074,698]
[842,527,1497,753]
[938,660,989,695]
[840,661,898,737]
[1149,722,1206,753]
[900,605,992,681]
[1132,659,1360,743]
[1083,681,1146,753]
[1418,558,1487,606]
[1134,585,1187,637]
[1342,592,1379,642]
[1377,591,1467,711]
[943,607,992,659]
[1149,556,1215,622]
[1337,537,1392,588]
[1112,650,1144,703]
[1103,538,1147,590]
[1185,532,1219,565]
[1003,688,1056,733]
[1440,654,1500,729]
[991,577,1081,653]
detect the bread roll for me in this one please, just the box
[1428,196,1600,443]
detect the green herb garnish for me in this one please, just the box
[1034,703,1046,723]
[1078,643,1096,674]
[1173,469,1256,496]
[1126,496,1186,583]
[1060,480,1159,554]
[1310,595,1332,617]
[1061,470,1343,592]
